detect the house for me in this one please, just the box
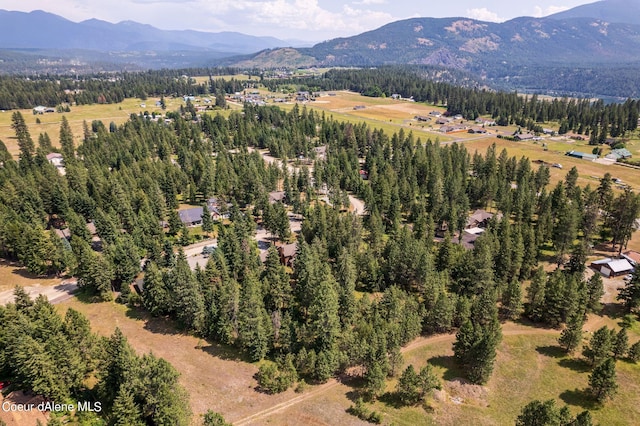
[453,114,463,120]
[414,115,431,122]
[54,228,72,240]
[268,191,286,204]
[466,209,499,229]
[429,111,442,117]
[468,127,487,134]
[606,148,633,160]
[359,169,369,180]
[475,118,496,126]
[276,242,298,268]
[435,117,451,125]
[440,125,467,133]
[206,197,230,221]
[314,145,327,161]
[515,133,536,141]
[33,106,47,114]
[566,133,586,141]
[435,221,449,238]
[46,152,64,168]
[543,128,555,135]
[456,229,483,250]
[391,94,402,100]
[178,207,204,227]
[622,250,640,266]
[183,95,196,102]
[591,258,634,278]
[353,105,366,110]
[566,150,598,161]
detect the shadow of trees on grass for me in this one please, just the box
[559,388,598,410]
[428,355,464,381]
[536,345,566,358]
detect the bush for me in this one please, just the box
[256,356,298,394]
[347,398,382,424]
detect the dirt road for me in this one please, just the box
[230,321,563,425]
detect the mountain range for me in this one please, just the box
[3,1,640,97]
[0,9,301,59]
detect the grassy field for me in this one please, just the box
[0,260,60,293]
[57,296,640,426]
[56,299,310,425]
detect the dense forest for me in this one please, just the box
[0,288,192,425]
[1,68,640,424]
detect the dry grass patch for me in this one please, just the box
[0,260,60,293]
[56,299,318,423]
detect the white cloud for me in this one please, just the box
[466,8,505,23]
[533,5,569,17]
[194,0,394,38]
[353,0,387,5]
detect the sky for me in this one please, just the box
[0,0,600,42]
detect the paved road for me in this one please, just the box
[0,280,78,305]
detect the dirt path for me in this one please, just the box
[232,379,340,426]
[231,321,563,425]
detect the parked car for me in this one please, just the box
[202,245,216,256]
[624,274,633,282]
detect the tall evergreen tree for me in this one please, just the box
[588,358,618,402]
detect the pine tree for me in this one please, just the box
[59,116,76,164]
[396,364,421,405]
[203,410,232,426]
[588,358,618,402]
[558,312,584,353]
[501,278,522,320]
[111,386,145,426]
[583,326,614,366]
[364,361,386,400]
[627,341,640,363]
[515,399,574,426]
[612,328,629,360]
[237,274,272,361]
[526,267,547,322]
[586,273,604,313]
[618,269,640,313]
[172,251,205,332]
[11,111,35,169]
[142,262,171,316]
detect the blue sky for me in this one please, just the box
[0,0,598,41]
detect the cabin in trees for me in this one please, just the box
[268,191,287,204]
[590,258,634,278]
[466,209,499,229]
[206,197,229,221]
[178,207,204,227]
[46,153,66,175]
[276,242,298,268]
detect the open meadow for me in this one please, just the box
[55,297,640,426]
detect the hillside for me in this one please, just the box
[289,15,640,69]
[549,0,640,25]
